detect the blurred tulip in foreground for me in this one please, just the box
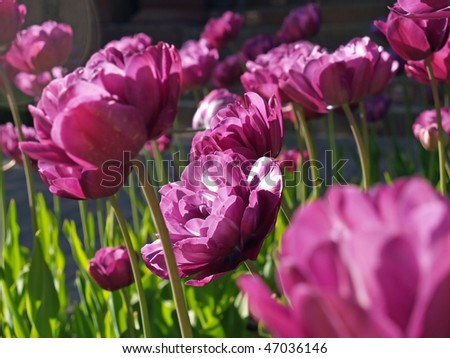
[239,178,450,337]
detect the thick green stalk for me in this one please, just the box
[78,201,91,254]
[0,150,6,264]
[342,103,370,190]
[358,101,370,155]
[425,58,447,195]
[135,168,193,338]
[293,103,320,199]
[151,140,168,186]
[109,195,151,338]
[128,176,140,234]
[0,67,37,236]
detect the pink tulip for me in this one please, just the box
[201,11,244,49]
[413,107,450,151]
[191,92,283,162]
[375,11,449,61]
[20,41,182,200]
[239,178,450,337]
[0,122,37,166]
[14,66,65,99]
[6,20,73,73]
[0,0,26,53]
[406,41,450,85]
[142,153,283,286]
[277,3,321,43]
[394,1,450,19]
[179,39,219,93]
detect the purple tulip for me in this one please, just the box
[406,41,450,85]
[144,133,172,156]
[104,32,152,54]
[242,41,323,103]
[394,1,450,19]
[212,54,243,88]
[14,66,65,99]
[201,11,244,49]
[20,41,181,200]
[0,122,37,166]
[0,0,26,53]
[239,177,450,337]
[6,20,73,73]
[278,149,308,172]
[277,3,321,44]
[179,39,219,93]
[141,153,283,286]
[89,246,134,291]
[375,11,449,61]
[192,89,240,129]
[190,92,283,161]
[413,108,450,151]
[240,34,281,62]
[361,94,392,123]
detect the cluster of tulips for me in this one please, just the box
[1,0,450,338]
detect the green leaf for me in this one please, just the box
[63,220,90,272]
[26,239,60,337]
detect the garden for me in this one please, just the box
[0,0,449,338]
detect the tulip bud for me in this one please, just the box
[277,3,321,43]
[88,246,134,291]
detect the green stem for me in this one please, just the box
[293,103,320,199]
[0,149,5,265]
[425,58,447,195]
[109,195,151,338]
[0,67,37,236]
[78,201,91,254]
[96,200,105,245]
[52,195,61,226]
[327,110,338,183]
[136,168,192,338]
[444,84,450,108]
[342,103,370,190]
[120,288,136,338]
[280,197,292,222]
[244,260,259,276]
[358,101,370,155]
[151,140,168,186]
[128,176,140,235]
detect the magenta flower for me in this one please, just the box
[278,149,308,172]
[394,1,450,19]
[277,3,321,44]
[0,122,37,166]
[374,11,449,61]
[192,89,240,129]
[361,94,392,123]
[14,66,65,99]
[280,37,397,112]
[6,20,73,73]
[212,54,243,88]
[141,153,283,286]
[201,11,244,49]
[89,246,134,291]
[240,34,281,62]
[104,32,152,54]
[190,92,283,161]
[144,133,172,156]
[413,108,450,151]
[20,42,181,200]
[0,0,26,53]
[406,41,450,85]
[179,39,219,93]
[239,178,450,337]
[242,41,323,103]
